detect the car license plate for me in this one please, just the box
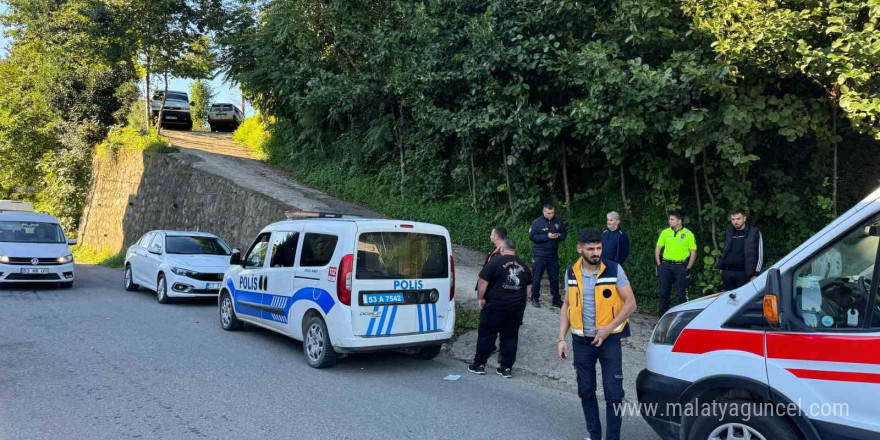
[364,293,405,305]
[21,268,49,274]
[205,282,221,290]
[165,115,178,120]
[216,113,226,116]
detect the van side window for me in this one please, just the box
[245,233,272,269]
[270,232,299,268]
[300,233,338,267]
[792,216,879,330]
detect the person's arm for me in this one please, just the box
[556,220,567,242]
[619,232,629,264]
[654,246,662,266]
[557,292,571,360]
[529,219,549,244]
[750,230,764,280]
[592,280,637,347]
[687,233,698,269]
[477,278,489,309]
[526,284,533,300]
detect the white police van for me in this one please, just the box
[218,211,456,368]
[638,186,880,440]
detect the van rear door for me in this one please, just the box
[351,223,452,337]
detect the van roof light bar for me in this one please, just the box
[285,210,364,220]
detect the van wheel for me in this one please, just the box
[688,400,800,440]
[219,291,243,331]
[413,345,442,360]
[124,265,139,291]
[156,273,173,304]
[303,315,337,368]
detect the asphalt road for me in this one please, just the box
[0,264,659,440]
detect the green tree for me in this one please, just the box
[190,78,215,130]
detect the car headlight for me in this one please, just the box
[651,310,702,345]
[57,254,73,264]
[171,267,199,278]
[0,255,8,264]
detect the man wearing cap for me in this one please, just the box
[558,229,637,440]
[601,211,629,264]
[654,209,697,315]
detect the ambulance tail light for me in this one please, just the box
[337,254,354,306]
[449,256,456,301]
[651,310,701,345]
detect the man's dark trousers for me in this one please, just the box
[531,257,560,302]
[573,335,624,440]
[721,270,749,291]
[658,263,688,315]
[473,304,526,368]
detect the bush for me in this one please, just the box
[94,126,172,160]
[72,246,125,269]
[232,115,270,160]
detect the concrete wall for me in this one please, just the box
[78,148,290,253]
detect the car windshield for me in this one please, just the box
[155,92,188,102]
[356,232,448,279]
[165,236,231,255]
[0,221,66,243]
[212,105,233,111]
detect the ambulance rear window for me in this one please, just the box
[356,232,448,280]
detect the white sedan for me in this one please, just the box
[124,230,233,304]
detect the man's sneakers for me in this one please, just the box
[468,364,486,375]
[496,367,513,378]
[530,298,541,308]
[551,298,564,308]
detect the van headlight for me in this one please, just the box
[0,255,9,264]
[57,254,73,264]
[171,267,199,278]
[651,310,702,345]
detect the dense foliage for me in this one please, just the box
[222,0,878,298]
[190,78,215,130]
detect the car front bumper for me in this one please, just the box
[0,262,75,283]
[636,368,692,440]
[167,273,222,297]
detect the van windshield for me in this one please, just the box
[0,221,66,243]
[356,232,448,279]
[165,236,231,255]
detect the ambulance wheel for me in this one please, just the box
[412,345,442,360]
[303,315,337,368]
[156,273,173,304]
[219,291,243,331]
[688,400,800,440]
[124,265,139,291]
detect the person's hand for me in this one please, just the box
[592,325,611,347]
[685,268,693,280]
[548,232,557,239]
[478,299,486,309]
[557,340,569,360]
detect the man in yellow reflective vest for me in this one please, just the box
[558,229,637,440]
[654,209,697,315]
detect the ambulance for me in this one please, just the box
[218,212,455,368]
[637,187,880,440]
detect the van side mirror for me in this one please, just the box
[230,250,242,266]
[67,238,77,245]
[764,268,782,325]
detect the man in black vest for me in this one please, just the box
[475,225,508,291]
[529,203,567,308]
[716,208,764,290]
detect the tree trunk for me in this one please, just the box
[503,143,514,212]
[156,70,169,137]
[144,54,152,128]
[619,162,628,211]
[702,151,719,249]
[395,111,405,197]
[832,102,838,216]
[561,147,571,207]
[693,161,704,233]
[470,150,477,212]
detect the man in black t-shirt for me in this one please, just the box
[468,237,533,378]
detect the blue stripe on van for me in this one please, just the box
[366,306,379,335]
[431,303,437,330]
[385,305,398,335]
[417,302,424,332]
[377,306,389,336]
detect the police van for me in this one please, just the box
[218,211,456,368]
[637,187,880,440]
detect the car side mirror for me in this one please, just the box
[230,250,243,266]
[67,238,77,245]
[764,268,782,326]
[148,244,162,255]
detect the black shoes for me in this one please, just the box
[468,364,486,375]
[496,367,513,378]
[530,298,541,308]
[551,298,564,308]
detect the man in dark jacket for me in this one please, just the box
[529,203,567,308]
[601,211,629,264]
[716,208,764,290]
[476,225,508,291]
